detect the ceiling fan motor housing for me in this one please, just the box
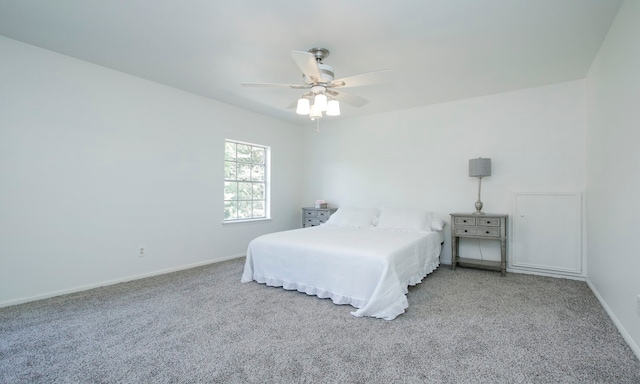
[304,63,334,85]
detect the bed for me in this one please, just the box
[241,207,445,320]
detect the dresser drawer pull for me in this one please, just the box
[486,231,490,234]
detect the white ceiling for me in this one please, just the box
[0,0,623,124]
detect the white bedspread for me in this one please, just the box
[241,224,443,320]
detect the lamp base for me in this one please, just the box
[473,201,485,215]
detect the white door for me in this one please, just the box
[512,192,582,276]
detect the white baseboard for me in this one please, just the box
[0,254,246,309]
[444,261,587,281]
[507,267,586,281]
[586,278,640,361]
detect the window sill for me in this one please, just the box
[222,218,272,226]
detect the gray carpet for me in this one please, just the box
[1,258,639,383]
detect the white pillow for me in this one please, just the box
[430,215,446,231]
[325,207,379,228]
[377,207,445,232]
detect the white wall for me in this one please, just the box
[0,36,304,305]
[585,0,640,358]
[302,80,586,264]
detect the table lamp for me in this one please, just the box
[469,157,491,215]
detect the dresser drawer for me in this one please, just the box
[478,217,501,226]
[454,226,500,237]
[455,227,477,235]
[304,210,317,217]
[305,216,330,224]
[454,217,476,226]
[316,211,330,219]
[305,218,322,226]
[476,227,500,237]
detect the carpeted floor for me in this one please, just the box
[1,257,639,383]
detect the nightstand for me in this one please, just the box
[302,207,337,228]
[450,213,508,276]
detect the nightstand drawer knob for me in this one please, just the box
[464,229,468,233]
[486,231,490,234]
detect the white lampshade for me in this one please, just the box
[296,98,310,115]
[314,93,328,112]
[326,100,340,116]
[309,104,322,120]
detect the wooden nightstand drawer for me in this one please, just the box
[455,227,499,237]
[305,218,322,226]
[478,217,501,226]
[455,227,477,235]
[476,227,500,237]
[317,211,330,219]
[305,210,317,217]
[306,216,329,223]
[454,217,476,226]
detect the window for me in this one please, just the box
[224,140,270,222]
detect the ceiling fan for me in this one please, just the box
[241,47,391,120]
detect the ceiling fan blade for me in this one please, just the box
[290,50,322,84]
[241,82,307,89]
[328,70,393,88]
[327,89,369,108]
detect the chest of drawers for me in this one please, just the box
[302,207,337,228]
[450,213,508,276]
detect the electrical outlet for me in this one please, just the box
[139,245,145,257]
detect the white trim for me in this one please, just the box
[506,267,586,281]
[224,138,263,147]
[222,218,272,225]
[0,253,246,309]
[586,278,640,361]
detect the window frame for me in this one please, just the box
[223,139,271,223]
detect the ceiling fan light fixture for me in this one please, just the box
[309,104,322,120]
[296,98,310,115]
[314,93,328,112]
[326,100,340,116]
